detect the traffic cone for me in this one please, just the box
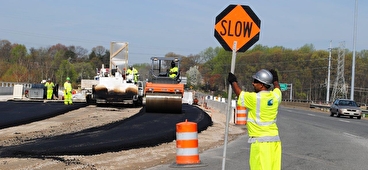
[170,119,207,168]
[235,105,247,125]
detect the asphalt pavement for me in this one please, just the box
[148,106,368,170]
[0,102,212,157]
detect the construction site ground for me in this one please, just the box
[0,95,350,170]
[0,101,246,170]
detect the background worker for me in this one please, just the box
[133,67,138,83]
[44,78,54,100]
[228,69,282,170]
[169,61,178,78]
[126,66,139,83]
[63,77,73,105]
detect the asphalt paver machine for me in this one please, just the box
[86,42,143,106]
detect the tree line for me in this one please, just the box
[0,40,110,88]
[200,44,368,104]
[1,39,368,104]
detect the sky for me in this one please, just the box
[0,0,367,65]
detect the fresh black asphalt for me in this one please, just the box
[0,102,213,157]
[0,101,87,129]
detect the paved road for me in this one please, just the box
[148,106,368,170]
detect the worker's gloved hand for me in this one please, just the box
[269,69,278,82]
[228,72,237,84]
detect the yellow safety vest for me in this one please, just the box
[237,88,282,142]
[169,67,178,78]
[126,69,132,75]
[126,68,138,75]
[133,68,138,75]
[64,82,72,92]
[45,82,54,90]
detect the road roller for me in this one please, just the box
[144,57,184,113]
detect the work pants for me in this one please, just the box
[64,92,73,105]
[47,89,53,100]
[249,141,282,170]
[134,75,138,83]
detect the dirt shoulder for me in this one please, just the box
[0,104,246,170]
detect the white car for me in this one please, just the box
[330,99,362,119]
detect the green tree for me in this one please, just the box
[74,62,96,82]
[199,47,220,64]
[132,63,150,81]
[10,44,27,64]
[56,60,77,87]
[1,64,28,82]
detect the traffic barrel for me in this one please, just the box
[170,119,207,168]
[235,105,247,125]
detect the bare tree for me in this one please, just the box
[0,39,12,62]
[75,46,88,59]
[92,46,106,58]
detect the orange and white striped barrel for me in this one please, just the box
[235,105,247,125]
[175,119,200,164]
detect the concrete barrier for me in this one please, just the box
[0,82,32,95]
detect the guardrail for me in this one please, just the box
[309,103,330,109]
[195,93,368,118]
[309,103,368,117]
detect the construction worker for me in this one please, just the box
[64,77,73,105]
[44,78,54,100]
[228,69,282,170]
[126,66,139,83]
[133,67,138,83]
[169,61,178,78]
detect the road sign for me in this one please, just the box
[214,4,261,52]
[280,83,288,91]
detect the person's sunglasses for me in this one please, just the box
[253,79,262,84]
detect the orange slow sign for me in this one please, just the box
[214,4,261,52]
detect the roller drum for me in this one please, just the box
[145,93,182,113]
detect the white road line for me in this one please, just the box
[343,132,361,138]
[339,119,350,123]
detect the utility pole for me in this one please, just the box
[350,0,358,100]
[327,41,332,104]
[289,83,293,100]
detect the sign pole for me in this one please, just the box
[222,41,237,170]
[214,4,260,169]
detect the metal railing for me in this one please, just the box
[309,103,368,116]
